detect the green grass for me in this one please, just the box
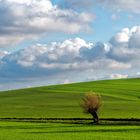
[0,78,140,140]
[0,121,140,140]
[0,78,140,118]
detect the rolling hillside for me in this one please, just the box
[0,78,140,118]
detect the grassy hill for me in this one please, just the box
[0,78,140,119]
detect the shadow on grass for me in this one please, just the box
[0,118,140,125]
[0,125,53,130]
[26,128,140,134]
[0,123,140,132]
[0,124,85,130]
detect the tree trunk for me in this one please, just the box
[91,111,99,124]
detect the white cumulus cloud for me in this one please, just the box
[0,26,140,90]
[0,0,93,47]
[109,73,128,79]
[108,26,140,62]
[0,36,133,80]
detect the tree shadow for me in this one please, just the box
[26,128,140,134]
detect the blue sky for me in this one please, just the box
[0,0,140,90]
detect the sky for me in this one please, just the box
[0,0,140,90]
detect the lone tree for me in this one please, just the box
[82,92,102,124]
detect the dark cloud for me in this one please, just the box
[80,42,108,61]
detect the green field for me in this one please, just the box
[0,121,139,140]
[0,78,140,140]
[0,78,140,118]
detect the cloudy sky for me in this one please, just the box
[0,0,140,90]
